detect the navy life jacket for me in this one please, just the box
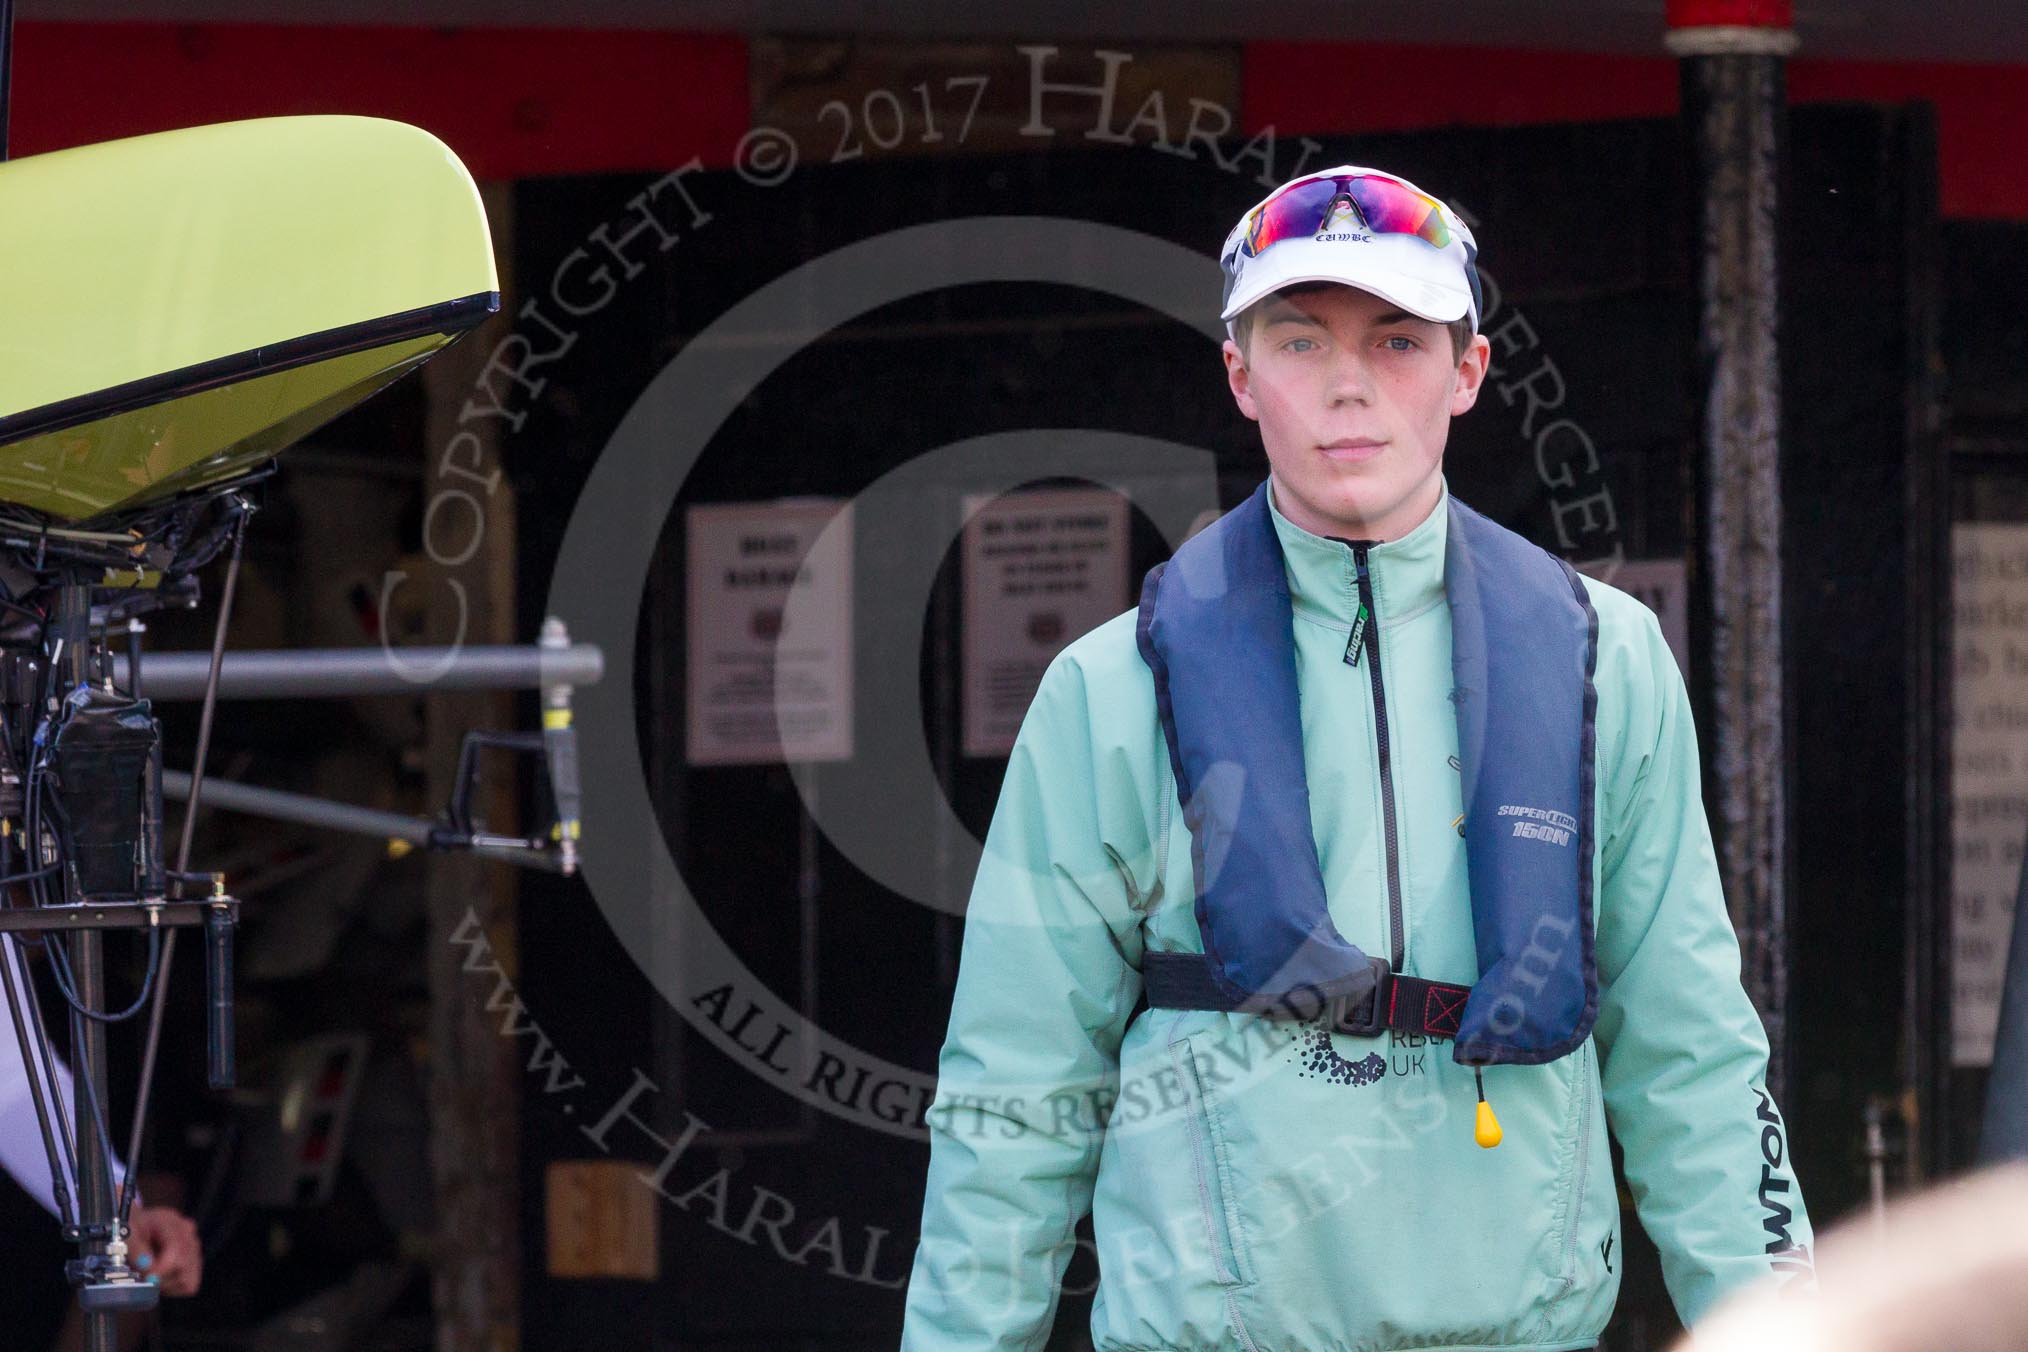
[1133,478,1599,1067]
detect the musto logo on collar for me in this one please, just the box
[1133,479,1600,1068]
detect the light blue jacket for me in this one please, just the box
[901,473,1813,1351]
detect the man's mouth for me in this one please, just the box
[1320,438,1386,461]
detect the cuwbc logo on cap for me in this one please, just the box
[1314,197,1373,244]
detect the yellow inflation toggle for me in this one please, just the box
[1475,1099,1503,1149]
[1473,1066,1503,1149]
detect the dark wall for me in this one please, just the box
[1779,101,1945,1215]
[1939,213,2028,1171]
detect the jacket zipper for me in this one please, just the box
[1559,1042,1596,1285]
[1340,541,1406,972]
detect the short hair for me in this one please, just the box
[1230,281,1475,364]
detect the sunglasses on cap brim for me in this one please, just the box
[1239,173,1457,259]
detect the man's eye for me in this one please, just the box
[1385,335,1418,352]
[1284,337,1316,352]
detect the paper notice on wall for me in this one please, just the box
[1952,523,2028,1067]
[686,499,853,766]
[1578,556,1689,678]
[962,487,1129,758]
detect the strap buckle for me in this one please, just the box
[1326,956,1395,1037]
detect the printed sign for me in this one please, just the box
[686,499,853,765]
[1951,524,2028,1066]
[962,487,1128,757]
[1579,556,1689,677]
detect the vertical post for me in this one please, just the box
[420,179,521,1352]
[1897,104,1948,1186]
[1667,1,1798,1098]
[54,579,116,1352]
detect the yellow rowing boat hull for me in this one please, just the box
[0,115,499,522]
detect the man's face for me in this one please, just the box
[1222,283,1491,542]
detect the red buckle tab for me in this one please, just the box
[1424,985,1468,1036]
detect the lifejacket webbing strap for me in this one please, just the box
[1141,951,1471,1040]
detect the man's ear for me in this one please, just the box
[1450,332,1492,417]
[1224,339,1260,422]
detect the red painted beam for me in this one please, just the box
[5,22,749,178]
[1666,0,1795,29]
[1243,41,1678,138]
[1246,40,2028,219]
[8,24,2028,219]
[1790,59,2028,220]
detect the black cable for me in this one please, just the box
[45,926,160,1025]
[0,860,59,888]
[23,748,47,912]
[65,1006,121,1230]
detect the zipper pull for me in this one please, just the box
[1345,546,1373,667]
[1343,601,1368,667]
[1474,1066,1503,1149]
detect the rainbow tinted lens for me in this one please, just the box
[1240,174,1454,258]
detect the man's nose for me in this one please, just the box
[1326,350,1375,405]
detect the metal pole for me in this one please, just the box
[158,770,567,872]
[163,771,438,845]
[109,639,603,701]
[54,579,116,1352]
[1667,5,1798,1098]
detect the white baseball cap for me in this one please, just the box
[1219,164,1481,337]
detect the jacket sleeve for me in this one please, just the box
[900,648,1147,1351]
[1592,604,1816,1325]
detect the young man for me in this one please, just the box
[900,165,1813,1351]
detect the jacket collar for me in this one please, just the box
[1265,472,1450,631]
